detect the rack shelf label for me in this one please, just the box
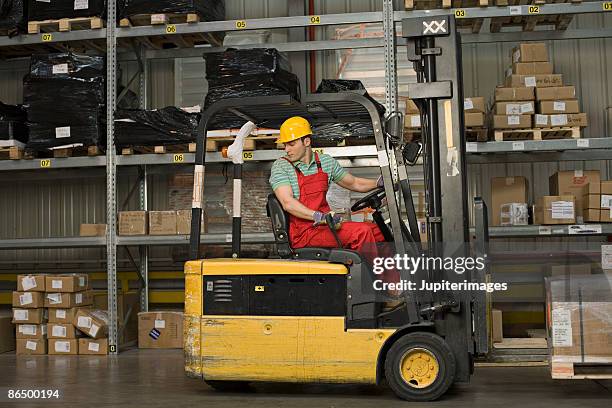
[454,9,466,18]
[309,15,321,24]
[604,2,612,11]
[173,154,184,163]
[528,5,540,14]
[242,152,254,161]
[165,24,177,34]
[41,33,53,42]
[40,159,51,168]
[235,20,247,29]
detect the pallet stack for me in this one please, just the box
[12,273,109,355]
[492,42,588,142]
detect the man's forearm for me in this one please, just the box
[280,196,316,220]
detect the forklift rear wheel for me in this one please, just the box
[384,332,455,401]
[205,380,250,392]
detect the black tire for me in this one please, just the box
[384,332,456,402]
[204,380,250,392]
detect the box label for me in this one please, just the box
[26,341,38,351]
[505,104,520,115]
[47,293,62,304]
[74,0,89,10]
[55,341,70,353]
[52,325,67,338]
[77,316,92,328]
[20,325,36,335]
[520,103,533,114]
[14,309,28,321]
[551,114,568,126]
[79,277,86,287]
[524,76,536,87]
[52,64,69,75]
[154,320,166,329]
[55,127,71,139]
[553,101,566,111]
[535,114,548,126]
[75,293,83,304]
[20,292,33,305]
[464,98,474,110]
[90,324,99,337]
[602,245,612,270]
[551,201,574,219]
[601,195,612,208]
[508,115,520,125]
[51,279,63,289]
[552,308,572,347]
[88,342,100,352]
[21,276,37,291]
[410,115,421,127]
[56,310,66,319]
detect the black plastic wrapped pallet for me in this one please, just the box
[23,53,106,151]
[316,79,386,116]
[0,102,28,143]
[27,0,106,21]
[118,0,225,21]
[114,107,200,147]
[205,48,292,79]
[0,0,27,33]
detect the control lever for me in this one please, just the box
[325,213,343,248]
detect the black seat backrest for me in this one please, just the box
[266,194,293,258]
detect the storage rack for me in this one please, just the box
[0,1,610,354]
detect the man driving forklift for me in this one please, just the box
[270,116,387,260]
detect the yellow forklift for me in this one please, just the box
[185,16,488,401]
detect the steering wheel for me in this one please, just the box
[351,187,386,212]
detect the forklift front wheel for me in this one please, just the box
[384,332,456,401]
[204,380,251,392]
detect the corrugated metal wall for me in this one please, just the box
[1,5,611,268]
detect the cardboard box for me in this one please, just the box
[505,74,562,88]
[550,170,600,214]
[17,274,46,292]
[149,211,178,235]
[536,86,576,101]
[600,208,612,222]
[0,314,16,353]
[49,307,89,324]
[495,86,534,101]
[512,43,548,63]
[176,210,192,235]
[492,114,531,129]
[47,323,79,339]
[494,101,535,115]
[583,208,601,223]
[538,100,580,114]
[404,98,419,114]
[79,338,108,355]
[16,324,47,340]
[138,311,183,349]
[534,195,576,225]
[534,113,588,128]
[492,309,503,343]
[16,338,46,355]
[405,114,421,129]
[48,339,78,355]
[12,291,44,308]
[491,177,529,226]
[512,61,554,75]
[464,97,485,113]
[45,291,93,309]
[550,264,591,278]
[92,291,139,343]
[74,309,109,339]
[464,112,484,127]
[118,211,148,236]
[12,308,47,324]
[601,181,612,195]
[79,224,107,237]
[45,274,89,293]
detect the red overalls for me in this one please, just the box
[284,152,386,263]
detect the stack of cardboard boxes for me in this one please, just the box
[12,273,110,356]
[118,210,194,236]
[492,43,588,133]
[490,170,610,226]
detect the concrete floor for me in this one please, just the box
[1,349,611,407]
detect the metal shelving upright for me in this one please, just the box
[0,1,610,354]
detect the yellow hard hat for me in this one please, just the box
[277,116,312,144]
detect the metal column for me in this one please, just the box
[106,0,119,355]
[383,0,398,114]
[138,55,149,313]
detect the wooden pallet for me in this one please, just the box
[0,145,25,160]
[405,0,488,9]
[491,0,581,33]
[466,127,488,142]
[52,145,102,158]
[28,17,104,34]
[121,143,197,155]
[551,358,612,380]
[119,13,200,27]
[493,126,580,141]
[206,136,278,152]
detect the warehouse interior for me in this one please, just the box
[0,0,611,406]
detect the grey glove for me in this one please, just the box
[313,211,343,228]
[377,175,384,187]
